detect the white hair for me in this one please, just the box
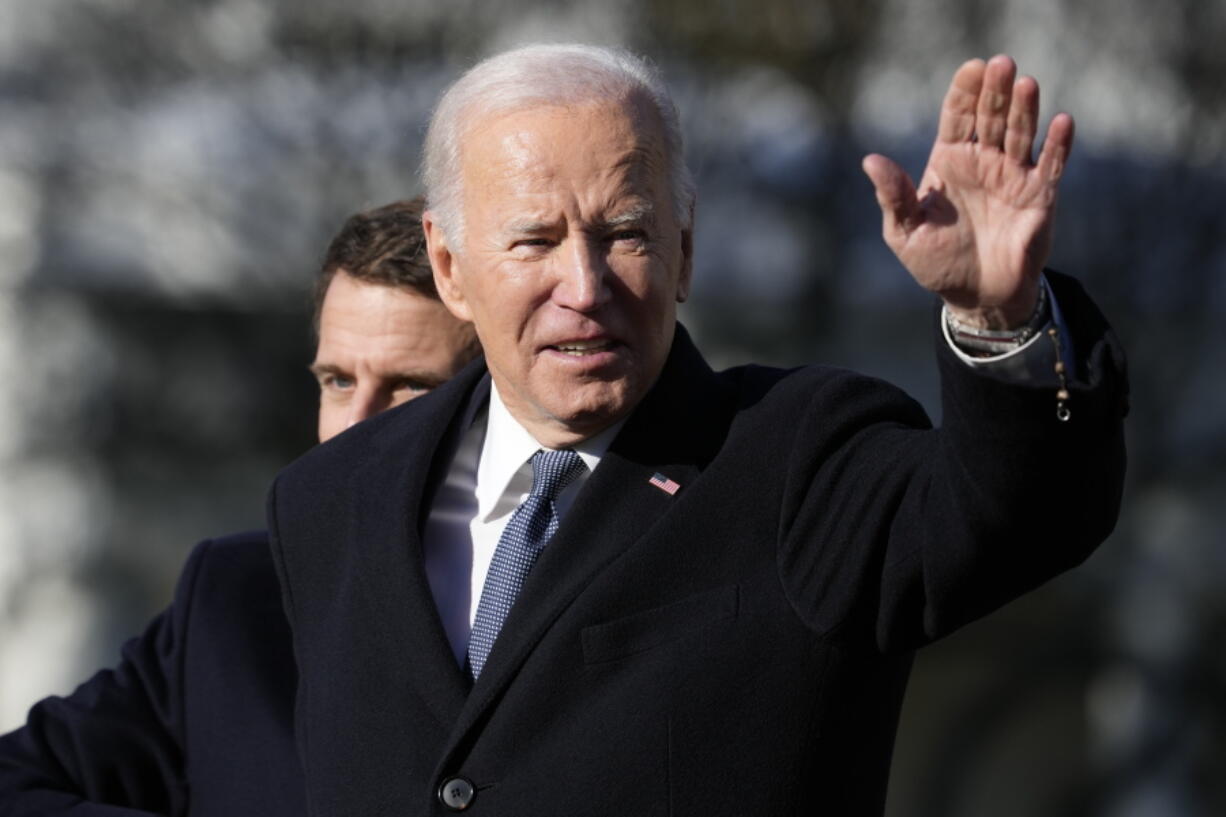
[421,43,695,246]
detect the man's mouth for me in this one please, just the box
[547,339,618,357]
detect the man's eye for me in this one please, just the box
[395,380,433,394]
[610,229,646,245]
[512,238,553,254]
[319,374,355,391]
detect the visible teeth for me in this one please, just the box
[554,340,611,355]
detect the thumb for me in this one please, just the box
[861,153,918,244]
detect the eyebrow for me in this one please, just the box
[504,217,558,236]
[504,202,657,237]
[307,362,447,388]
[308,362,346,378]
[597,202,656,231]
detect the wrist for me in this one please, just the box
[943,278,1043,330]
[945,279,1050,356]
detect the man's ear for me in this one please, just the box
[676,223,694,303]
[424,210,474,322]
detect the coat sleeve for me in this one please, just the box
[0,543,217,816]
[776,272,1128,653]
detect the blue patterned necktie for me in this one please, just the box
[467,448,585,679]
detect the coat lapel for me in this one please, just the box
[275,362,497,812]
[440,325,735,756]
[339,362,490,725]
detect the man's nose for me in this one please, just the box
[346,386,388,429]
[552,240,611,312]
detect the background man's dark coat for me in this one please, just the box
[0,531,304,815]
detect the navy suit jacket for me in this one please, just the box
[0,532,304,815]
[0,273,1128,816]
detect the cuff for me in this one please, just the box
[941,275,1076,385]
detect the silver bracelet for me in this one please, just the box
[945,283,1049,355]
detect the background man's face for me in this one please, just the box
[428,97,692,446]
[312,271,476,442]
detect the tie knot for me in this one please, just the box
[528,449,585,501]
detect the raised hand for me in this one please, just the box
[862,55,1074,329]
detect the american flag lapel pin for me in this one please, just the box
[648,472,681,496]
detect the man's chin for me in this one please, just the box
[537,384,637,444]
[500,364,650,446]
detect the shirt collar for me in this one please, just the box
[474,381,626,521]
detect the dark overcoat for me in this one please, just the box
[0,274,1128,816]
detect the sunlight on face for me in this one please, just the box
[427,97,692,447]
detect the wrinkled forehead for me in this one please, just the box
[456,94,669,195]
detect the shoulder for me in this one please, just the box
[163,532,283,646]
[648,325,931,447]
[627,330,934,477]
[172,532,292,683]
[186,527,275,586]
[716,361,931,435]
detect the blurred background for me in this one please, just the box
[1,0,1223,814]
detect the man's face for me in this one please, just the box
[312,272,476,442]
[426,97,692,447]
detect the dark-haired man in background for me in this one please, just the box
[312,197,479,441]
[0,197,480,815]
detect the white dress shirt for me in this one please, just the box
[422,382,624,665]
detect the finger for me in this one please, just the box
[1035,112,1075,183]
[862,153,920,243]
[937,58,986,144]
[974,54,1017,150]
[1004,75,1039,164]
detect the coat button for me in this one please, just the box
[438,777,475,811]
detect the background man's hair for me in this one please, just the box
[422,43,695,246]
[313,195,435,331]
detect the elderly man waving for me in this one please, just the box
[268,45,1126,816]
[1,44,1128,817]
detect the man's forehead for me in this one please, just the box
[462,99,665,172]
[458,100,668,225]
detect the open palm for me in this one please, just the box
[863,56,1074,328]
